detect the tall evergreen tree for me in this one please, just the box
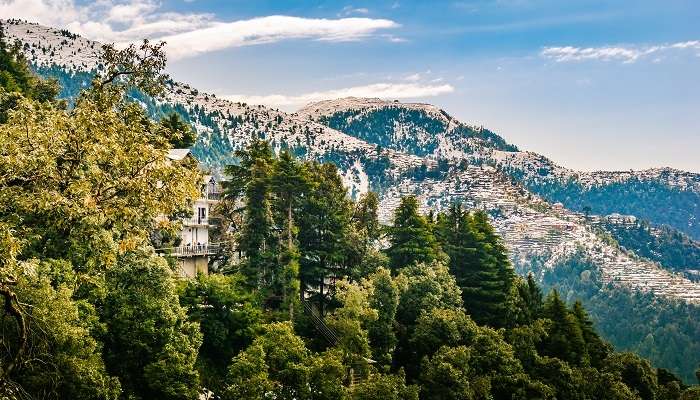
[572,300,611,368]
[353,191,382,245]
[435,206,515,327]
[540,290,588,366]
[238,158,277,289]
[222,138,274,203]
[387,196,441,272]
[297,162,352,313]
[513,273,545,325]
[159,112,195,148]
[271,150,309,319]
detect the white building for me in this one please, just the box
[164,149,222,278]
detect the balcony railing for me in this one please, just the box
[158,243,221,257]
[206,191,222,201]
[182,217,210,226]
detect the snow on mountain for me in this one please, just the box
[2,19,101,71]
[4,19,700,303]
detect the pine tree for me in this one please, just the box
[386,196,440,272]
[223,138,274,203]
[353,191,381,245]
[514,273,544,324]
[572,300,610,368]
[159,112,195,148]
[435,206,515,327]
[238,158,277,290]
[541,290,588,366]
[297,162,352,314]
[270,150,308,319]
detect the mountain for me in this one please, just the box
[4,18,700,381]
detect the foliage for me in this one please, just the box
[521,176,700,240]
[101,251,202,400]
[178,273,262,393]
[3,24,700,400]
[601,218,700,277]
[387,196,443,272]
[434,204,516,327]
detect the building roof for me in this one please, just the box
[167,148,192,161]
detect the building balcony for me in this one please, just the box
[182,217,210,226]
[206,190,222,201]
[158,243,220,257]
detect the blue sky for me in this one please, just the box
[4,0,700,172]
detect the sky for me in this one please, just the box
[2,0,699,172]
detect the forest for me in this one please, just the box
[598,219,700,278]
[1,30,699,400]
[520,177,700,240]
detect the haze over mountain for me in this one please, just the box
[4,17,700,384]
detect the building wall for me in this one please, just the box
[177,256,209,278]
[180,198,211,247]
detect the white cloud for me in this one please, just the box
[541,40,700,63]
[404,73,421,81]
[159,16,399,60]
[222,82,455,109]
[0,0,400,60]
[338,6,370,17]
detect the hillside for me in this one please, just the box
[3,18,700,381]
[301,97,700,239]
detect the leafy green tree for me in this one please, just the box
[0,259,120,399]
[223,322,312,400]
[393,262,463,378]
[178,273,262,393]
[367,268,399,367]
[0,41,200,275]
[101,251,202,400]
[223,344,276,400]
[349,369,419,400]
[419,345,490,400]
[603,353,659,400]
[0,36,201,399]
[387,196,442,272]
[394,262,463,329]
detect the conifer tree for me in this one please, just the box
[271,150,308,319]
[223,138,274,203]
[297,162,352,313]
[513,273,545,325]
[541,290,588,366]
[159,112,195,148]
[435,206,515,327]
[572,300,611,368]
[387,196,440,272]
[353,191,381,245]
[238,158,277,289]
